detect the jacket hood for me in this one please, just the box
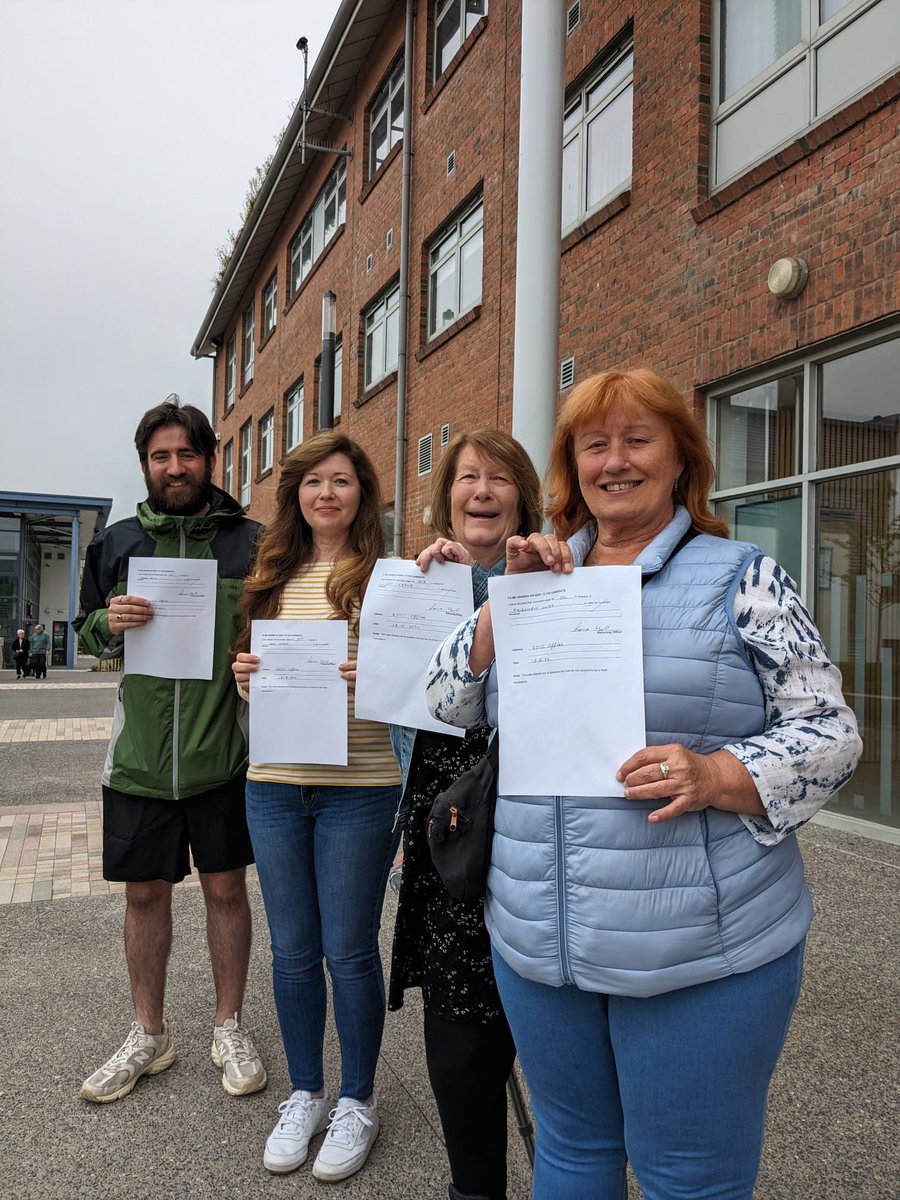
[136,485,247,540]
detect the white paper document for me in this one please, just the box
[124,557,218,679]
[488,567,646,796]
[249,620,348,766]
[354,558,474,735]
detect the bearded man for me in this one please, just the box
[75,398,267,1104]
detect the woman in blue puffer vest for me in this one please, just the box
[426,369,862,1200]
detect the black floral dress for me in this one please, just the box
[388,725,505,1024]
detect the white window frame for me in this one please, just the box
[239,420,252,506]
[561,43,633,233]
[224,335,236,411]
[334,339,343,418]
[262,272,277,338]
[288,160,348,297]
[433,0,487,82]
[285,380,304,452]
[242,301,255,387]
[259,410,274,474]
[369,57,405,177]
[222,439,234,497]
[365,283,401,387]
[428,198,483,339]
[711,0,898,188]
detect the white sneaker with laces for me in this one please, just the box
[211,1014,267,1096]
[263,1090,330,1174]
[80,1020,176,1103]
[312,1095,379,1182]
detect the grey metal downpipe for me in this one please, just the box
[392,0,415,557]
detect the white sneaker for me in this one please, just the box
[211,1014,267,1096]
[80,1020,176,1103]
[312,1096,379,1182]
[263,1090,330,1174]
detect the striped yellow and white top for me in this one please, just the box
[246,563,400,787]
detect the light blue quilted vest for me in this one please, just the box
[485,509,812,997]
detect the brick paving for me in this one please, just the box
[0,717,113,743]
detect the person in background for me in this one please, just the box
[232,431,400,1185]
[76,398,266,1105]
[427,369,862,1199]
[12,629,29,679]
[389,430,543,1200]
[30,624,50,679]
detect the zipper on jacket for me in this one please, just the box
[172,525,185,800]
[554,795,573,985]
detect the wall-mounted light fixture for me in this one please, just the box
[767,256,809,300]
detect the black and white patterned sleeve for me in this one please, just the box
[425,609,490,730]
[726,555,862,845]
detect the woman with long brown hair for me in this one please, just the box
[232,431,399,1185]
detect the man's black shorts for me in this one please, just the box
[102,777,253,883]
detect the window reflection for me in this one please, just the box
[715,372,802,489]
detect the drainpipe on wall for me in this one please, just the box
[392,0,415,557]
[511,0,566,489]
[68,514,79,669]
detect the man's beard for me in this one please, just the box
[144,462,214,515]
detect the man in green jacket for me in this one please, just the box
[30,624,50,678]
[75,398,266,1104]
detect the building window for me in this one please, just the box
[285,380,304,452]
[222,439,234,497]
[288,160,348,298]
[562,44,633,232]
[434,0,487,81]
[365,283,401,387]
[334,339,343,417]
[712,0,898,187]
[262,272,277,338]
[707,329,900,833]
[242,301,255,387]
[259,409,274,474]
[239,420,252,507]
[369,56,404,177]
[224,335,236,412]
[428,198,483,339]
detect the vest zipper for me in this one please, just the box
[172,525,185,801]
[554,795,573,985]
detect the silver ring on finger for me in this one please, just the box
[659,760,670,780]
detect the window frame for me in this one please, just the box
[239,420,253,507]
[368,55,405,178]
[224,335,236,412]
[262,271,277,339]
[258,409,274,475]
[427,197,484,340]
[365,281,401,388]
[334,338,343,418]
[561,41,634,234]
[285,379,304,453]
[433,0,488,83]
[222,439,234,497]
[242,301,255,388]
[288,160,348,299]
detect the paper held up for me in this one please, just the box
[124,557,218,680]
[354,558,474,735]
[488,567,646,797]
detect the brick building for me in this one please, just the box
[192,0,899,837]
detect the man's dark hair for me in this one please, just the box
[134,400,217,464]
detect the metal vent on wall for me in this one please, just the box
[567,2,581,35]
[418,433,433,476]
[440,423,450,448]
[366,253,373,273]
[446,150,456,176]
[386,228,394,250]
[560,356,576,390]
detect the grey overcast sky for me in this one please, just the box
[0,0,340,524]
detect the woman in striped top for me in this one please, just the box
[232,432,399,1184]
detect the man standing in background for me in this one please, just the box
[30,624,50,679]
[74,397,265,1104]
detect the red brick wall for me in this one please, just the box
[211,0,899,549]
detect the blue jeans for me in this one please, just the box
[245,780,399,1100]
[493,941,805,1200]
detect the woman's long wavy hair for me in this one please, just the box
[428,429,544,541]
[546,369,729,540]
[236,432,385,650]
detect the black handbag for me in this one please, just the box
[426,734,499,902]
